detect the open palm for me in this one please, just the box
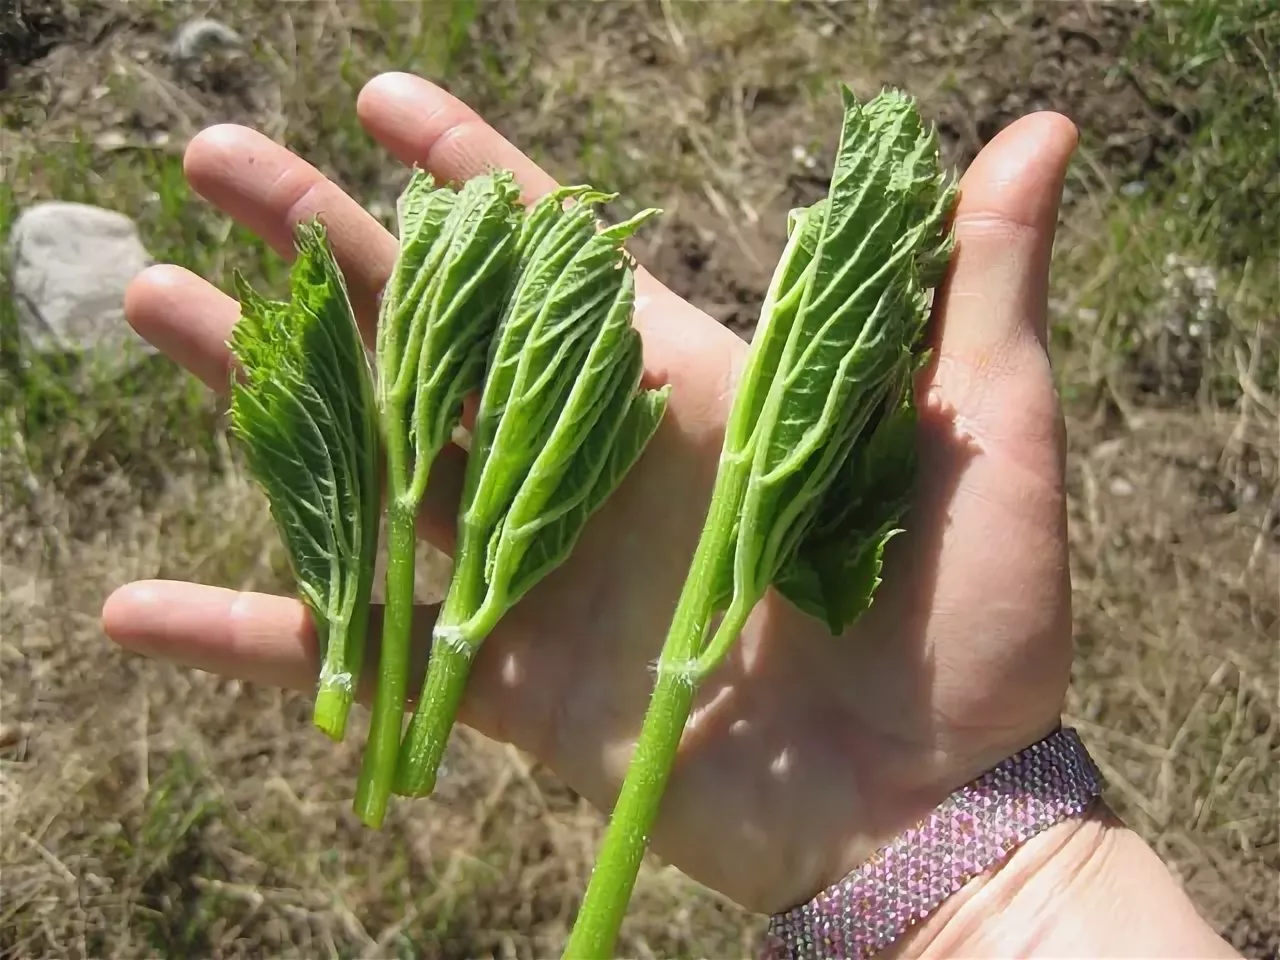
[104,72,1080,915]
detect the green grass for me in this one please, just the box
[1049,0,1279,411]
[1129,0,1279,267]
[362,0,478,75]
[0,0,482,507]
[0,143,277,508]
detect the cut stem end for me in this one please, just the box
[312,685,352,742]
[394,637,476,797]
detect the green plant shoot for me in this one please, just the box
[227,221,380,743]
[393,188,670,798]
[354,169,524,828]
[562,86,960,958]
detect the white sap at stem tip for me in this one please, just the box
[318,667,353,693]
[659,657,700,685]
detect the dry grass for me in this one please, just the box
[1063,409,1278,951]
[2,0,1277,957]
[0,467,758,958]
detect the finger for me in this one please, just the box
[357,72,559,203]
[123,263,467,550]
[931,112,1078,366]
[101,581,444,715]
[125,264,241,393]
[102,580,538,749]
[103,580,320,694]
[183,124,398,336]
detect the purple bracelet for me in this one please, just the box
[763,726,1104,960]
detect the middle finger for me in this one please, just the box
[184,123,398,337]
[126,123,398,392]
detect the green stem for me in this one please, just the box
[693,594,754,684]
[392,625,472,797]
[394,523,490,797]
[562,458,748,960]
[313,491,379,741]
[353,492,416,828]
[313,617,353,741]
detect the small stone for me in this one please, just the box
[8,202,157,373]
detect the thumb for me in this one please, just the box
[931,112,1078,367]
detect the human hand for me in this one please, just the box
[103,72,1079,915]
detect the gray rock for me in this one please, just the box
[8,202,156,372]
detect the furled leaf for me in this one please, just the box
[505,378,669,607]
[230,378,337,615]
[394,191,667,798]
[462,198,659,532]
[721,201,826,458]
[486,271,654,604]
[358,170,525,820]
[774,380,918,632]
[560,86,959,960]
[699,202,826,615]
[376,171,459,394]
[728,86,955,624]
[497,274,642,536]
[458,192,605,522]
[376,170,523,499]
[228,220,380,739]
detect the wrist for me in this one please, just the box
[895,804,1239,959]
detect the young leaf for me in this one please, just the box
[377,170,524,496]
[460,203,661,629]
[394,193,666,798]
[734,86,956,607]
[562,86,959,959]
[774,380,919,632]
[721,200,825,459]
[484,271,660,608]
[665,207,829,621]
[462,200,658,531]
[355,169,525,828]
[505,380,669,605]
[375,170,459,385]
[228,220,380,742]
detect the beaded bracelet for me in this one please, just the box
[762,726,1104,960]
